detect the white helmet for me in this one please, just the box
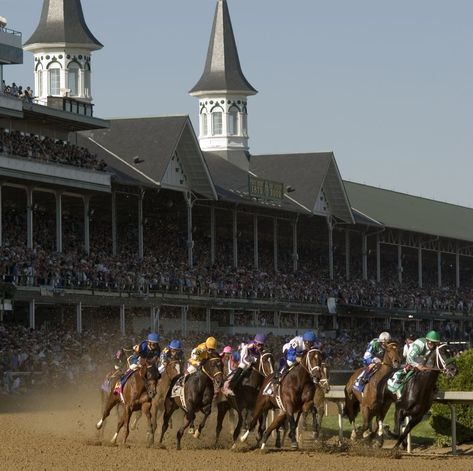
[378,332,391,343]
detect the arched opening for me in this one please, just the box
[47,61,62,96]
[67,61,80,97]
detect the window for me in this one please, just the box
[228,111,238,135]
[241,113,248,136]
[68,67,79,96]
[84,70,91,97]
[212,112,223,135]
[48,68,60,96]
[201,113,208,136]
[37,69,43,97]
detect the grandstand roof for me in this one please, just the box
[24,0,102,50]
[79,116,217,199]
[189,0,257,96]
[344,181,473,242]
[251,152,354,223]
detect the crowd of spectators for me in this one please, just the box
[1,81,34,102]
[0,129,107,171]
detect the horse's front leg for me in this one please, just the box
[287,409,299,449]
[96,392,119,430]
[240,396,267,443]
[142,400,153,447]
[215,400,229,445]
[194,403,212,439]
[260,411,287,449]
[159,398,177,445]
[177,409,195,450]
[360,405,373,440]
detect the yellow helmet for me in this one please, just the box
[205,336,217,350]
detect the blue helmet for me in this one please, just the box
[303,331,317,343]
[147,332,160,343]
[169,339,182,350]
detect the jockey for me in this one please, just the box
[353,331,391,392]
[158,339,184,374]
[388,330,441,398]
[220,345,238,376]
[223,333,266,396]
[274,330,317,383]
[129,332,161,370]
[186,336,218,375]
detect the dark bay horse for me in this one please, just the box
[344,341,402,445]
[215,351,274,447]
[388,343,458,449]
[96,357,157,444]
[241,348,326,449]
[159,354,224,450]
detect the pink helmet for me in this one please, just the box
[222,346,232,354]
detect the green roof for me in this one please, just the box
[344,181,473,243]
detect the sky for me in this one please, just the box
[2,0,473,207]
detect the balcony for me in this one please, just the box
[0,27,23,65]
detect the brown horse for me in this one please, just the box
[159,354,224,450]
[215,351,274,448]
[241,348,326,449]
[96,357,157,444]
[344,341,401,445]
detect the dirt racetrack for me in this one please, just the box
[1,383,472,471]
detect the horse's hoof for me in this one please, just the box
[260,442,266,450]
[291,441,298,449]
[193,429,201,439]
[373,435,383,448]
[96,419,103,430]
[231,443,237,450]
[111,433,118,445]
[188,427,195,434]
[240,430,249,442]
[350,431,357,441]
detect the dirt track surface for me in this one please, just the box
[1,384,472,471]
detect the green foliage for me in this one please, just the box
[430,348,473,445]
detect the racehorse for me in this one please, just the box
[96,357,158,444]
[158,354,224,450]
[388,343,458,449]
[344,341,402,445]
[215,351,274,447]
[241,348,326,449]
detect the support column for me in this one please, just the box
[328,217,334,281]
[376,233,381,283]
[332,314,338,330]
[76,302,82,334]
[456,248,460,288]
[29,299,36,330]
[111,191,117,256]
[362,231,368,281]
[210,206,216,265]
[437,250,442,287]
[138,190,144,259]
[120,304,125,336]
[253,214,259,269]
[55,191,62,253]
[26,187,33,249]
[83,195,90,255]
[345,229,350,281]
[274,311,280,329]
[185,193,193,268]
[0,184,2,247]
[292,219,298,272]
[314,315,319,335]
[206,307,211,334]
[155,306,161,333]
[229,310,235,335]
[273,217,278,272]
[181,306,188,337]
[418,245,423,288]
[233,208,238,268]
[398,243,403,284]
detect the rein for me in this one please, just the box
[300,348,322,381]
[202,357,223,382]
[253,352,274,377]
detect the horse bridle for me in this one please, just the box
[432,343,455,372]
[202,357,223,383]
[301,348,323,384]
[252,352,274,377]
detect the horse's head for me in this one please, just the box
[383,341,402,369]
[256,352,274,378]
[435,344,458,379]
[302,348,325,385]
[202,354,224,389]
[165,360,182,380]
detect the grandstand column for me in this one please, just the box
[29,299,35,330]
[138,190,144,259]
[76,302,82,334]
[292,219,299,272]
[111,191,117,256]
[314,315,319,333]
[273,218,278,272]
[206,308,211,333]
[229,310,235,335]
[456,248,460,288]
[274,311,280,328]
[185,192,194,268]
[437,250,442,287]
[0,184,2,247]
[253,214,259,269]
[210,207,216,264]
[418,246,423,288]
[233,208,238,268]
[120,304,126,336]
[397,243,403,284]
[181,306,188,337]
[376,234,381,282]
[154,306,161,332]
[345,229,350,280]
[332,314,338,330]
[55,191,62,253]
[327,217,334,280]
[415,319,420,332]
[362,231,368,280]
[26,187,34,249]
[83,195,90,255]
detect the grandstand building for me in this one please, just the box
[0,0,471,343]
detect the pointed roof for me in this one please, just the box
[24,0,103,51]
[189,0,257,96]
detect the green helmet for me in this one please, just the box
[425,330,441,343]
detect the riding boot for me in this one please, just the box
[224,367,243,396]
[274,364,288,384]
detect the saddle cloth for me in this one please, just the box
[171,376,187,411]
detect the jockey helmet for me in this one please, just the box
[222,345,232,354]
[254,333,266,345]
[426,330,441,343]
[205,336,217,350]
[378,332,391,343]
[147,332,160,343]
[169,339,182,350]
[303,331,317,343]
